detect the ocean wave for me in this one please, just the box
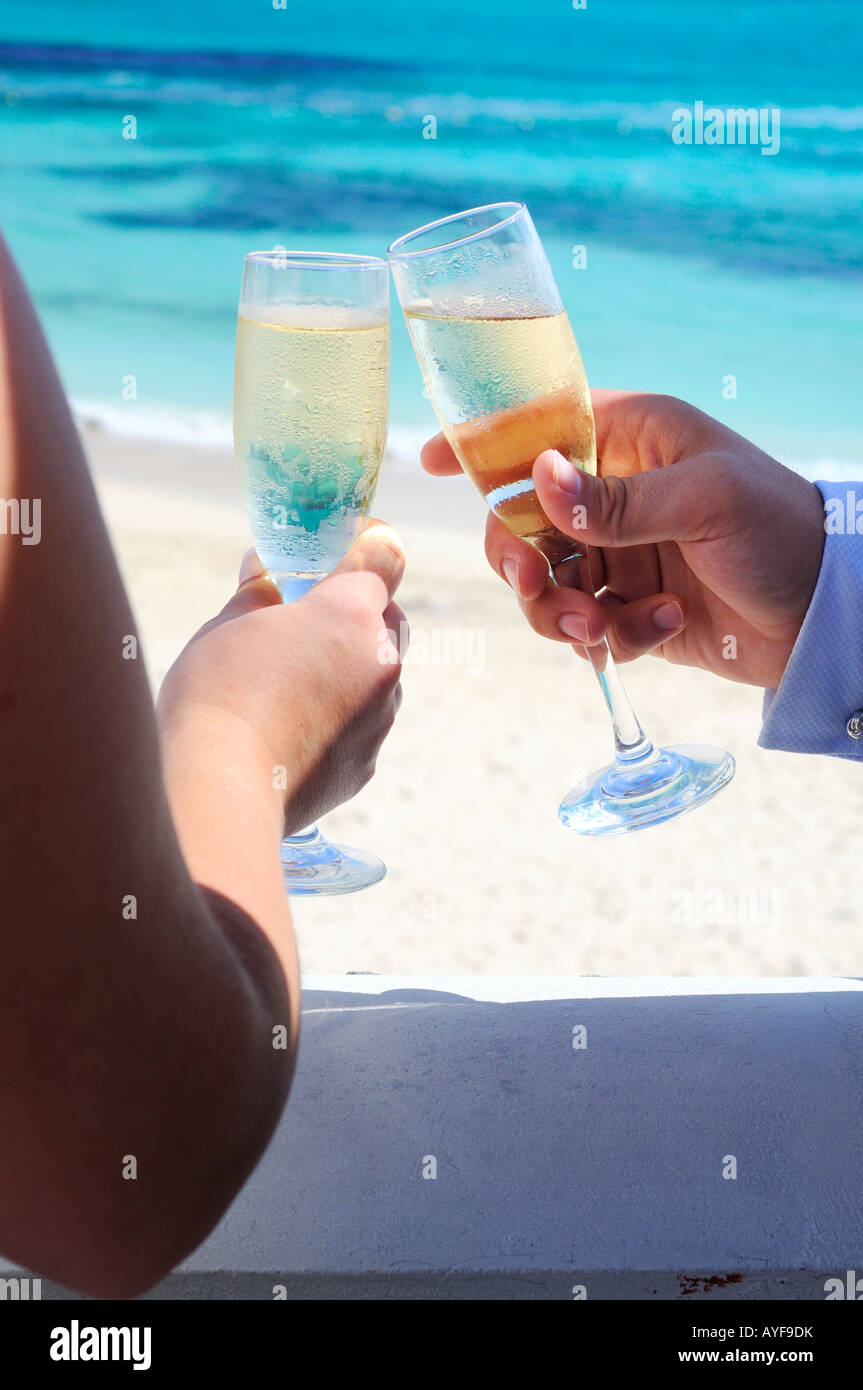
[785,458,863,482]
[72,397,429,468]
[372,95,863,134]
[73,398,234,447]
[71,399,860,481]
[3,51,863,138]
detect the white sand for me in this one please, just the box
[85,424,863,978]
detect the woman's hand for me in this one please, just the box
[158,519,407,833]
[422,391,825,689]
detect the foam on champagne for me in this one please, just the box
[238,300,386,330]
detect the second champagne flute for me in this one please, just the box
[389,202,734,835]
[234,249,390,892]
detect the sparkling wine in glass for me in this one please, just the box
[234,249,390,890]
[389,203,734,835]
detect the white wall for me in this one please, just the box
[180,975,863,1300]
[4,975,862,1299]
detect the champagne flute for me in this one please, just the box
[389,203,734,835]
[234,249,390,891]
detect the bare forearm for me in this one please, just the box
[0,232,297,1295]
[0,790,296,1296]
[158,704,301,1041]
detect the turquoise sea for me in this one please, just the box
[0,0,861,470]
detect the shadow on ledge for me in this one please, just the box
[7,977,863,1300]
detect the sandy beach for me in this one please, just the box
[84,421,863,979]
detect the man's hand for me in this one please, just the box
[422,391,825,689]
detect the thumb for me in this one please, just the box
[310,519,405,613]
[213,548,282,623]
[217,524,405,628]
[533,449,718,550]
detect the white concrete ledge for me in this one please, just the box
[5,976,863,1299]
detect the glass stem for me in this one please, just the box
[585,638,660,768]
[547,545,660,771]
[280,824,343,866]
[285,823,323,844]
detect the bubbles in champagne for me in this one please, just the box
[405,309,595,546]
[234,308,389,597]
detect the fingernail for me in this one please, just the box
[652,600,683,631]
[239,548,264,584]
[502,558,522,596]
[551,451,583,494]
[559,612,590,643]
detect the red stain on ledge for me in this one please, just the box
[0,689,16,711]
[679,1273,744,1296]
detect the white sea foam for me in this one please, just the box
[72,399,861,481]
[73,396,429,469]
[784,458,863,483]
[73,398,234,447]
[287,90,863,134]
[9,65,863,134]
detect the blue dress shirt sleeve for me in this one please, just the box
[759,480,863,760]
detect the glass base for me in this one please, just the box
[280,828,386,896]
[558,744,735,837]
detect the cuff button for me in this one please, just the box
[846,710,863,739]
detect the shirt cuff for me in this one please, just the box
[758,480,863,759]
